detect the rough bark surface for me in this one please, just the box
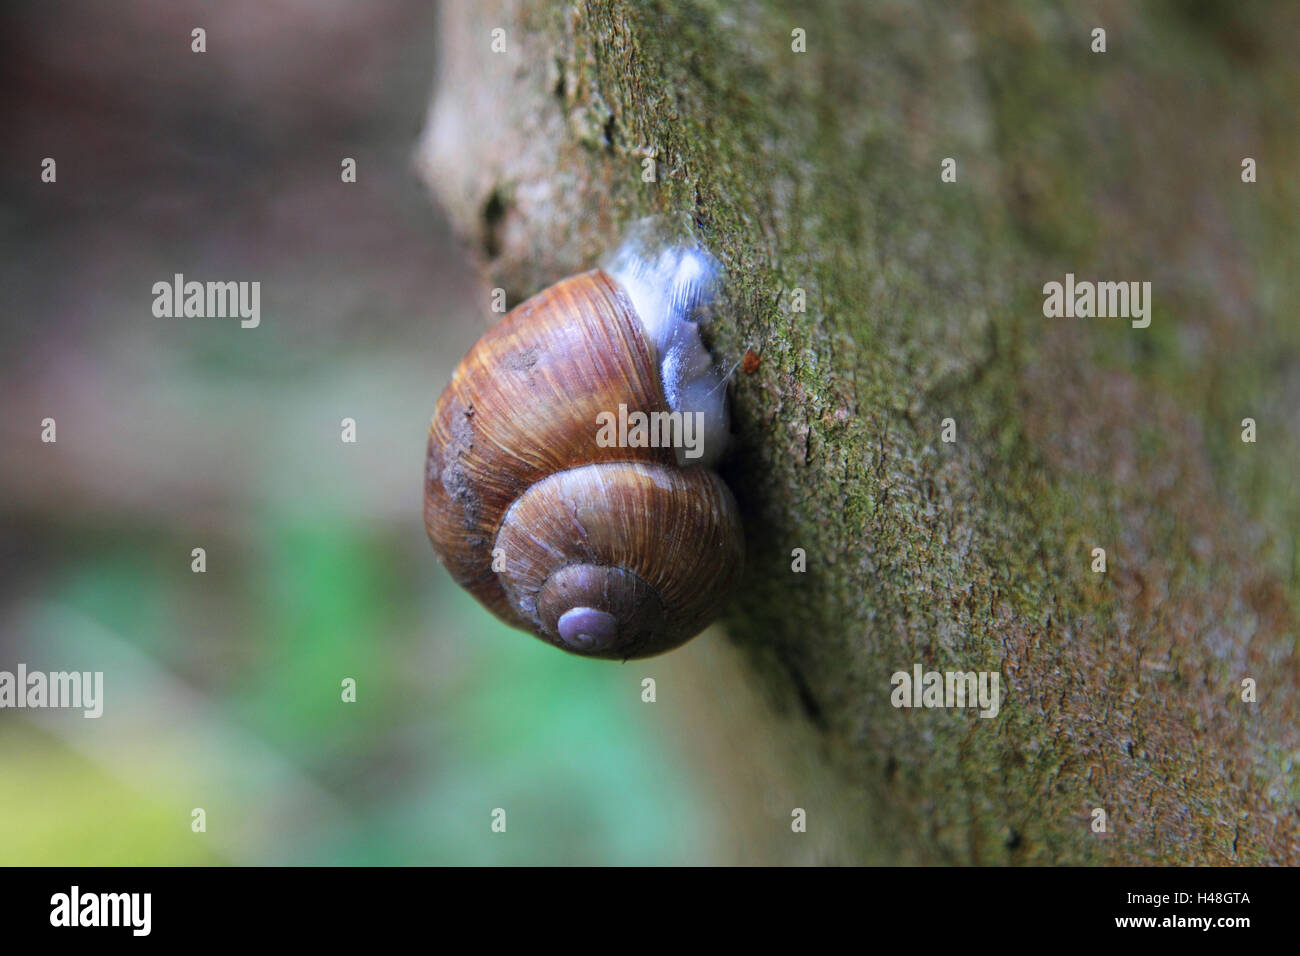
[418,0,1300,864]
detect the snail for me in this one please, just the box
[424,220,743,660]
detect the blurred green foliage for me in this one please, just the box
[0,0,715,867]
[2,515,708,865]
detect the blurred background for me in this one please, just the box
[0,0,841,865]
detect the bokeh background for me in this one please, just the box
[0,0,842,865]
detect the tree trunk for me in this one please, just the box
[417,0,1300,864]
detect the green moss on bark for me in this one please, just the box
[422,0,1300,863]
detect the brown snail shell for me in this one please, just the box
[424,231,742,660]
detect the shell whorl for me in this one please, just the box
[424,249,742,659]
[425,270,670,631]
[494,461,742,658]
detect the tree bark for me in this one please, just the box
[418,0,1300,864]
